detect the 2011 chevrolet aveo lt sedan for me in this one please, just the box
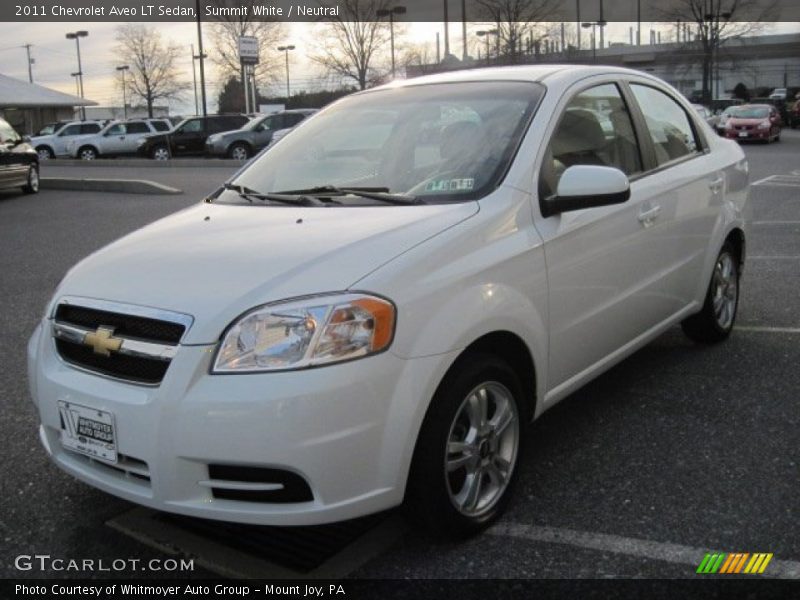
[28,66,750,537]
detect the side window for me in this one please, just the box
[151,121,169,132]
[107,124,126,135]
[180,119,203,133]
[60,124,81,136]
[81,123,101,134]
[540,83,642,199]
[126,122,150,134]
[630,84,700,165]
[261,116,279,131]
[286,114,304,127]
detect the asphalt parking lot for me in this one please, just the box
[1,131,799,583]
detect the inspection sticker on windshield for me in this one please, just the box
[425,178,475,193]
[58,400,118,463]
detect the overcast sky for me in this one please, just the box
[0,21,796,114]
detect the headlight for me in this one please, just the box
[757,121,770,129]
[212,293,395,373]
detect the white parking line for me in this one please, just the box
[752,221,800,226]
[752,175,800,187]
[488,522,800,579]
[736,326,800,334]
[748,256,800,260]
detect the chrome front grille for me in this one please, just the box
[51,297,193,386]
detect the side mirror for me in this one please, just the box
[542,165,630,217]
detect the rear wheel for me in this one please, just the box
[406,354,524,538]
[681,242,739,343]
[22,164,39,194]
[151,145,170,160]
[78,146,98,160]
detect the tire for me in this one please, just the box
[22,164,39,194]
[151,145,170,160]
[36,146,54,161]
[228,143,251,160]
[405,353,524,538]
[681,242,739,343]
[78,146,98,160]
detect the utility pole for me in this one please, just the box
[191,44,199,115]
[195,0,207,116]
[461,0,467,60]
[576,0,581,51]
[22,44,33,82]
[115,65,129,119]
[443,0,450,57]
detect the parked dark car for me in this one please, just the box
[205,109,317,159]
[0,118,39,195]
[137,115,250,160]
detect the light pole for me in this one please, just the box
[277,45,295,101]
[376,5,406,79]
[190,44,199,115]
[22,44,34,82]
[476,29,498,65]
[582,22,597,62]
[116,65,130,119]
[66,30,88,119]
[70,72,80,97]
[194,0,207,117]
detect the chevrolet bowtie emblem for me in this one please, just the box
[83,326,123,357]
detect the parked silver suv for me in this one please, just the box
[30,121,103,160]
[67,119,171,160]
[205,109,317,159]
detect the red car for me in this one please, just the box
[724,104,782,143]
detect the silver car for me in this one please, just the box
[205,109,317,159]
[67,119,171,160]
[30,121,103,160]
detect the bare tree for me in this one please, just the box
[309,0,392,90]
[114,24,187,117]
[208,0,284,94]
[658,0,778,103]
[473,0,562,63]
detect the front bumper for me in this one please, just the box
[205,141,225,156]
[725,129,771,141]
[28,320,454,525]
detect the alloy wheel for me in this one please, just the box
[712,252,738,330]
[445,381,519,517]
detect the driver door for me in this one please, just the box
[534,81,671,392]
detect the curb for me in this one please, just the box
[41,177,183,195]
[43,158,245,168]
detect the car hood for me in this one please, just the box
[729,118,769,126]
[53,201,479,344]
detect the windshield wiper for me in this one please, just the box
[276,185,422,205]
[220,182,329,207]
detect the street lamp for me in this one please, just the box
[476,29,499,65]
[116,65,130,119]
[66,30,88,119]
[70,72,81,97]
[277,45,295,100]
[376,5,406,79]
[581,22,598,62]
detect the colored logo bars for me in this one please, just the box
[697,552,773,574]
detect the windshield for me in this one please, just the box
[227,81,543,204]
[731,107,770,119]
[36,123,60,136]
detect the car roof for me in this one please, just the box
[375,64,664,92]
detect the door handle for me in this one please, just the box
[638,205,661,225]
[709,177,724,193]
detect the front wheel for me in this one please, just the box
[405,354,524,538]
[681,242,739,343]
[228,143,251,160]
[22,164,39,194]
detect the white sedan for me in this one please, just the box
[28,65,749,537]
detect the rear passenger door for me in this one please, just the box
[626,81,719,313]
[120,121,152,154]
[171,118,205,155]
[535,80,677,390]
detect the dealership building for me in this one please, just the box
[0,73,96,134]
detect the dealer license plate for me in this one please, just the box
[58,401,118,463]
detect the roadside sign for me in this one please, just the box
[239,36,259,65]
